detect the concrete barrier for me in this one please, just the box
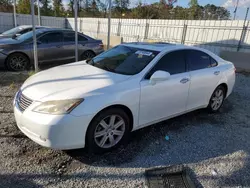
[220,51,250,72]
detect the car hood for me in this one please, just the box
[0,34,12,39]
[0,37,20,45]
[21,61,131,101]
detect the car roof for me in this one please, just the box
[122,42,224,63]
[122,42,213,53]
[35,28,75,33]
[18,25,50,29]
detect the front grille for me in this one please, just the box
[17,92,33,112]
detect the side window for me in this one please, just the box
[64,32,75,42]
[210,57,218,67]
[78,34,88,41]
[187,50,211,71]
[146,50,186,79]
[39,32,63,44]
[19,28,30,34]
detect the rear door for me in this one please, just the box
[62,31,89,62]
[186,50,222,110]
[37,31,64,64]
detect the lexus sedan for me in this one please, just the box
[0,25,47,39]
[14,43,235,153]
[0,28,104,71]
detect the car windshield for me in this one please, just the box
[88,45,159,75]
[2,26,23,35]
[15,30,43,41]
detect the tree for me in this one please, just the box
[40,0,53,16]
[189,0,198,7]
[203,4,230,20]
[113,0,130,17]
[17,0,31,14]
[0,0,13,12]
[53,0,64,16]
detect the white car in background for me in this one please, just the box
[14,43,235,153]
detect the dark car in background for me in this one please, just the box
[0,28,104,71]
[0,25,48,39]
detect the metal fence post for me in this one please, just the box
[97,20,100,38]
[13,0,17,27]
[181,23,188,44]
[64,18,68,29]
[80,19,83,32]
[117,21,121,36]
[144,22,149,40]
[237,7,249,51]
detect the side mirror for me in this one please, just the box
[149,70,170,85]
[15,33,21,37]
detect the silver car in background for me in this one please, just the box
[0,28,104,71]
[0,25,48,39]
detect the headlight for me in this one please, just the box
[0,49,4,52]
[32,99,83,115]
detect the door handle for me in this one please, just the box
[56,45,62,48]
[214,71,220,75]
[180,78,190,84]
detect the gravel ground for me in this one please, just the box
[0,71,250,188]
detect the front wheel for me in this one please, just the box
[86,108,130,154]
[6,53,29,71]
[207,85,226,112]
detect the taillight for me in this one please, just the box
[99,44,104,49]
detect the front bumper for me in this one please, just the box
[14,102,94,150]
[0,52,7,68]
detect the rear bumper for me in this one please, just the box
[0,52,7,68]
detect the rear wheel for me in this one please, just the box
[207,85,226,112]
[81,51,95,60]
[86,108,130,153]
[6,53,29,71]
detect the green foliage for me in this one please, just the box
[189,0,198,7]
[0,0,13,12]
[3,0,230,20]
[17,0,31,14]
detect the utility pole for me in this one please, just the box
[13,0,17,27]
[31,0,39,72]
[74,0,78,61]
[233,0,240,20]
[107,0,111,49]
[37,0,41,26]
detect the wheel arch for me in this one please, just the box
[218,83,228,97]
[86,104,134,136]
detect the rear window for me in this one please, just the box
[89,45,159,75]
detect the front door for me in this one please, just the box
[139,50,190,126]
[37,31,64,64]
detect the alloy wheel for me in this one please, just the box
[94,115,126,149]
[211,88,224,111]
[9,55,28,71]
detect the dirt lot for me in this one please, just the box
[0,71,250,188]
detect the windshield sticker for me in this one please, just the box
[135,51,153,56]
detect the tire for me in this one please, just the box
[207,85,226,113]
[80,51,95,60]
[6,53,29,71]
[86,108,130,154]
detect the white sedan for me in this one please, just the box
[14,43,235,153]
